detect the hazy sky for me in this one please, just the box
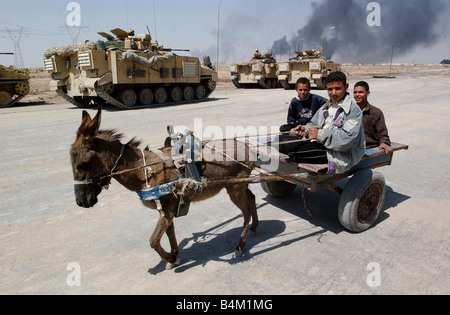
[0,0,449,68]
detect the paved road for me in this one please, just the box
[0,71,449,295]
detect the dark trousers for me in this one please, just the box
[278,135,328,164]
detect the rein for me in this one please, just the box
[74,131,309,187]
[74,144,125,188]
[73,135,314,217]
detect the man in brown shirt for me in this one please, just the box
[353,81,392,154]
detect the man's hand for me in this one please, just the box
[308,126,320,140]
[379,143,393,154]
[290,125,306,137]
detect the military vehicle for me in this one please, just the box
[43,28,218,109]
[277,50,341,90]
[0,63,30,108]
[229,50,280,89]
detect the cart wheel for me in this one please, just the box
[338,169,386,233]
[261,181,297,198]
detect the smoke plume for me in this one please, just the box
[271,0,448,63]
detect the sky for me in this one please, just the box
[0,0,449,68]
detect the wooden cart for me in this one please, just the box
[247,138,409,232]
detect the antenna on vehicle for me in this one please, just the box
[125,0,129,30]
[153,0,158,42]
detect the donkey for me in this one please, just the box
[70,107,258,269]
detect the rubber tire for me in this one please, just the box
[154,87,168,104]
[170,86,183,102]
[338,169,386,233]
[261,181,297,198]
[120,89,137,107]
[0,91,12,107]
[195,85,206,99]
[183,86,194,101]
[138,88,153,105]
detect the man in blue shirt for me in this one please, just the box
[280,77,328,133]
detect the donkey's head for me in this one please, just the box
[70,107,111,208]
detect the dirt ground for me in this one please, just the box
[1,64,449,295]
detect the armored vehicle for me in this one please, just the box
[229,50,280,89]
[277,50,340,90]
[0,64,30,107]
[44,28,218,109]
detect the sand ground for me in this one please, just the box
[0,64,449,295]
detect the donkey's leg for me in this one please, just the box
[166,221,179,257]
[246,187,259,232]
[226,185,252,255]
[149,212,180,268]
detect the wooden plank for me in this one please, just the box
[247,137,409,177]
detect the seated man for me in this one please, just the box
[353,81,392,154]
[280,77,328,133]
[279,71,366,174]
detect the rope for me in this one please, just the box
[201,139,314,217]
[100,135,315,217]
[176,178,207,199]
[103,133,309,181]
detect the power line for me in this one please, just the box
[0,23,67,68]
[2,27,30,68]
[58,24,89,45]
[0,20,61,36]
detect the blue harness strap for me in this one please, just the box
[136,180,181,201]
[136,130,203,217]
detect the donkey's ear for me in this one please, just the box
[77,107,102,139]
[77,110,92,137]
[81,110,92,125]
[89,106,102,134]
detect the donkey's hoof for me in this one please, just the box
[233,250,243,259]
[166,256,182,270]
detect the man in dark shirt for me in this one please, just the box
[280,77,328,133]
[353,81,392,154]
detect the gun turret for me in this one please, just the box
[161,48,190,52]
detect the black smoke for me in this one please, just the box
[271,0,448,63]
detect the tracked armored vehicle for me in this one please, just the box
[277,50,340,90]
[229,50,280,89]
[44,28,218,109]
[0,65,30,107]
